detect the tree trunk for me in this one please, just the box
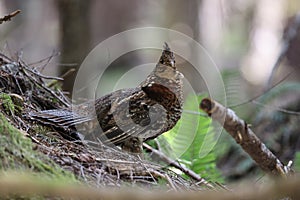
[56,0,92,94]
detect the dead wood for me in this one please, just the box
[200,98,292,177]
[0,10,21,24]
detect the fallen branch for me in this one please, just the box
[0,10,21,24]
[143,143,215,189]
[200,98,291,177]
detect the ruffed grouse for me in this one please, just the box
[29,43,184,153]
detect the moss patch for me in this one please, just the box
[0,93,15,115]
[0,112,76,183]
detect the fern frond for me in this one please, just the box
[160,94,223,182]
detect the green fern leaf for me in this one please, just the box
[160,94,223,182]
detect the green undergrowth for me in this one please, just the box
[294,152,300,172]
[0,93,17,115]
[0,112,77,184]
[159,94,223,183]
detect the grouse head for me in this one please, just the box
[159,42,176,69]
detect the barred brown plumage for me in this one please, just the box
[29,43,184,153]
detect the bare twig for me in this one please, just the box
[22,64,64,81]
[230,71,292,108]
[252,100,300,115]
[182,109,207,116]
[0,52,14,63]
[19,64,70,107]
[200,98,291,177]
[28,52,60,67]
[36,51,59,72]
[143,143,215,189]
[150,170,177,191]
[59,68,76,79]
[0,10,21,24]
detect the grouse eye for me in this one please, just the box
[142,104,148,110]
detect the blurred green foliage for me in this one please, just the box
[158,94,223,182]
[294,152,300,172]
